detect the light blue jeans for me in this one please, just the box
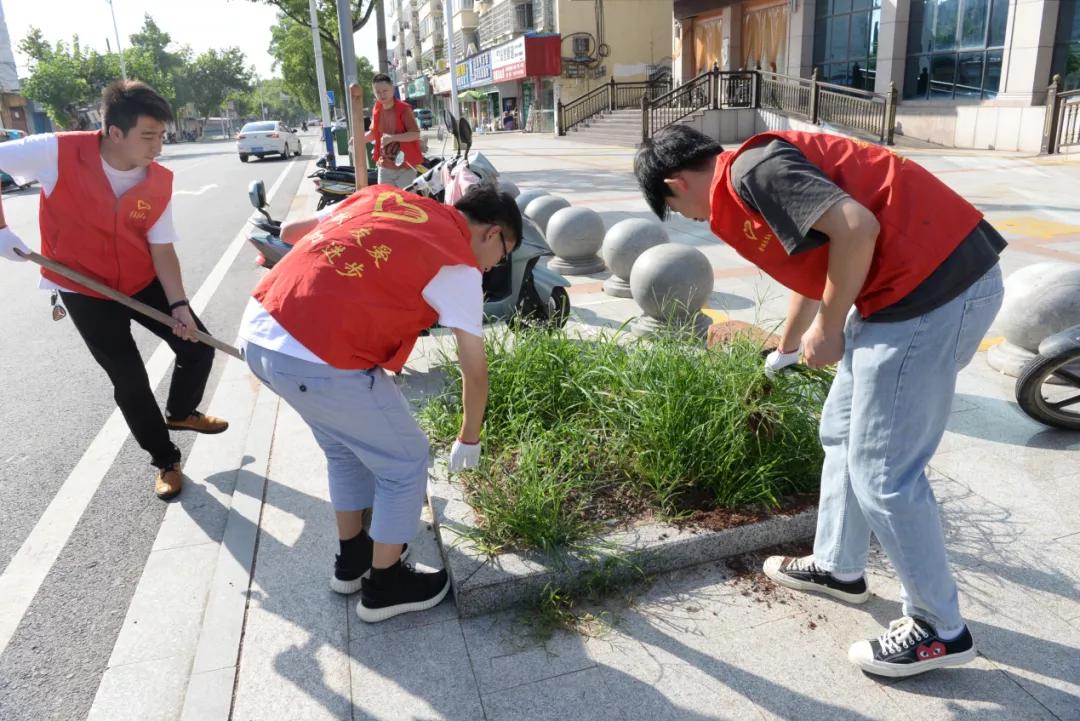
[812,264,1004,633]
[244,343,430,545]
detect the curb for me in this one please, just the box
[427,466,817,618]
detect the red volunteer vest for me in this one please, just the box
[709,131,983,317]
[253,185,480,371]
[371,100,425,167]
[39,131,172,298]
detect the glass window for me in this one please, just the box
[813,0,880,90]
[904,0,1004,100]
[960,0,988,47]
[988,0,1008,46]
[933,0,960,51]
[1050,3,1080,90]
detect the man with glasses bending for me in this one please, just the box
[238,182,521,622]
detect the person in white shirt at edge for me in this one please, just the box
[239,181,520,623]
[0,80,228,502]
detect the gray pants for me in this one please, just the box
[244,343,430,545]
[377,165,418,188]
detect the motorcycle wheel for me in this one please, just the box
[1015,349,1080,430]
[547,286,570,328]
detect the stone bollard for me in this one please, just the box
[498,179,520,198]
[629,244,714,338]
[602,218,669,298]
[515,188,548,212]
[987,261,1080,376]
[546,207,607,275]
[524,195,572,234]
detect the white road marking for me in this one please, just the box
[0,160,298,656]
[174,184,219,197]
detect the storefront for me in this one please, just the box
[406,76,431,109]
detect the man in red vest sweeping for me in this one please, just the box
[635,125,1006,678]
[239,182,521,622]
[0,80,227,501]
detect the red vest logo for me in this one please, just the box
[130,199,152,221]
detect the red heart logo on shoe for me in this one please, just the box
[916,641,946,659]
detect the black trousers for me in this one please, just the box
[61,279,214,468]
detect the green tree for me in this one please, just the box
[18,31,89,128]
[268,13,374,116]
[187,48,255,117]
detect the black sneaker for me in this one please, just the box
[357,561,450,623]
[330,533,409,595]
[849,616,976,678]
[762,555,870,603]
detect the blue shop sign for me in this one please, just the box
[467,51,492,88]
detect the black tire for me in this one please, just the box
[240,154,249,163]
[547,286,570,328]
[1015,349,1080,430]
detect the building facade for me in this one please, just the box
[0,0,30,133]
[671,0,1080,151]
[389,0,675,133]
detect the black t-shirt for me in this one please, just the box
[728,139,1006,322]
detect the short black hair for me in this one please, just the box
[101,80,173,135]
[372,73,393,86]
[454,183,523,251]
[634,125,723,220]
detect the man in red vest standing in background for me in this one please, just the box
[0,80,227,500]
[239,182,521,623]
[635,125,1006,678]
[364,73,424,188]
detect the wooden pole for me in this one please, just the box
[351,83,369,188]
[16,250,243,360]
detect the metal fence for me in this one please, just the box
[1042,75,1080,154]
[558,78,671,135]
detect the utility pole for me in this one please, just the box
[444,0,460,120]
[375,0,389,75]
[308,0,335,164]
[335,0,359,163]
[106,0,127,81]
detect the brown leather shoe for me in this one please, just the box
[166,411,228,435]
[155,463,183,500]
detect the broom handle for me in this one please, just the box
[16,249,243,360]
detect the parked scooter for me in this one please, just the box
[1015,323,1080,430]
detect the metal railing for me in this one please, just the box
[1042,75,1080,154]
[558,77,671,135]
[638,65,897,146]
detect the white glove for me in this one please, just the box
[448,439,481,473]
[0,227,30,262]
[764,346,801,377]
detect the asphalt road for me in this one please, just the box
[0,133,315,721]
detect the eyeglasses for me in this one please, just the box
[492,225,513,264]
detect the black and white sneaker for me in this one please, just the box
[849,616,976,678]
[356,561,450,623]
[330,532,409,595]
[762,555,870,603]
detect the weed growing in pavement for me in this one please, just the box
[419,324,832,555]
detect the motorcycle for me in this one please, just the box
[310,160,379,210]
[1015,323,1080,431]
[244,116,571,327]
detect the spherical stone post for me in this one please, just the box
[546,206,607,275]
[987,262,1080,376]
[524,195,572,234]
[515,188,548,212]
[601,218,669,298]
[498,179,520,198]
[629,244,714,338]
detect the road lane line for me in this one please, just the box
[0,160,298,655]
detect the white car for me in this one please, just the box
[237,121,302,162]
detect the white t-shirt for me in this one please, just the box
[0,132,179,293]
[238,264,485,365]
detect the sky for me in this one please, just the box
[4,0,379,80]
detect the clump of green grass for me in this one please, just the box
[419,326,831,555]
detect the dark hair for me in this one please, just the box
[101,80,173,135]
[454,183,523,250]
[372,73,393,86]
[633,125,723,220]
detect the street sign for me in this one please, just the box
[326,90,336,106]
